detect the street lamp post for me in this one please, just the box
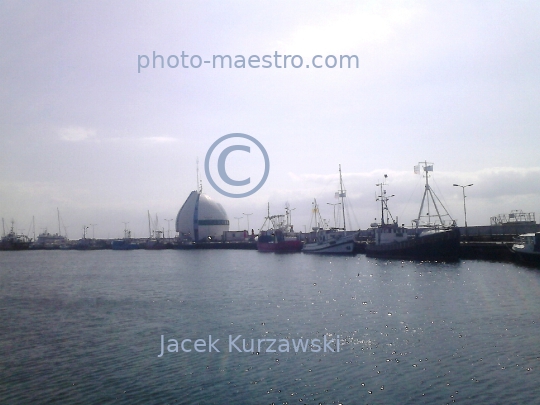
[453,183,473,237]
[234,217,243,231]
[165,219,174,239]
[327,203,341,228]
[242,213,253,232]
[89,224,97,239]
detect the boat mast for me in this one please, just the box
[339,165,346,232]
[380,181,385,226]
[309,199,322,230]
[415,161,453,232]
[376,176,387,226]
[376,174,395,227]
[260,203,270,231]
[148,210,152,238]
[57,208,61,236]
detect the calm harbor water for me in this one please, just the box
[1,250,539,404]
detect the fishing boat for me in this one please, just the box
[365,162,460,261]
[302,165,355,254]
[512,233,540,265]
[0,220,32,251]
[111,225,140,250]
[257,204,303,253]
[32,209,68,249]
[144,211,170,249]
[33,231,68,249]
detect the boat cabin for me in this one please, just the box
[374,223,409,245]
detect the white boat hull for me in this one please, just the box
[303,238,355,254]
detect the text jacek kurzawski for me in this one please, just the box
[157,334,340,357]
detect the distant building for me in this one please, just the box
[175,190,229,242]
[222,230,249,242]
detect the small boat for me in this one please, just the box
[111,226,140,250]
[302,165,355,254]
[512,233,540,265]
[0,221,31,251]
[365,162,460,261]
[257,204,303,253]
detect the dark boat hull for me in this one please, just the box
[365,228,461,262]
[257,240,303,253]
[513,251,540,266]
[111,240,140,250]
[0,242,31,251]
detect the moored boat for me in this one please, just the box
[31,209,68,249]
[257,205,303,253]
[144,211,172,249]
[0,221,31,251]
[111,239,140,250]
[33,231,68,249]
[111,226,140,250]
[512,232,540,265]
[302,165,355,254]
[302,227,356,254]
[365,163,460,262]
[257,229,303,252]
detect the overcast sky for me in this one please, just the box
[1,1,539,239]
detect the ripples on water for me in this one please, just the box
[1,250,539,404]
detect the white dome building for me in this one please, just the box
[175,190,229,242]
